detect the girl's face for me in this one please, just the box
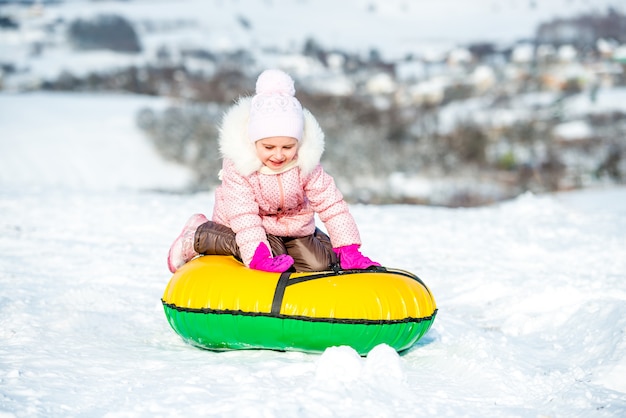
[255,136,299,170]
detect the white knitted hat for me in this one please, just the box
[248,69,304,143]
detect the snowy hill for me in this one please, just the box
[1,0,624,86]
[0,92,192,192]
[0,92,626,416]
[3,0,626,206]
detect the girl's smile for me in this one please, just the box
[255,136,299,170]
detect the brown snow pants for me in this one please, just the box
[193,220,338,272]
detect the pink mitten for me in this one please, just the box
[333,244,381,270]
[249,242,294,273]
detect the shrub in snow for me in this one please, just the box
[0,15,19,29]
[67,14,141,53]
[137,104,223,188]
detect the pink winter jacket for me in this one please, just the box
[211,97,361,266]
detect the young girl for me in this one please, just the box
[167,69,380,273]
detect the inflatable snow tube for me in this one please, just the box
[162,255,437,355]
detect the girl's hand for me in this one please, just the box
[333,244,381,270]
[250,242,294,273]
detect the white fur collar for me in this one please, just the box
[218,97,325,177]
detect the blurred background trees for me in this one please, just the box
[2,4,625,206]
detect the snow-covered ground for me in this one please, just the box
[1,93,626,417]
[0,92,191,192]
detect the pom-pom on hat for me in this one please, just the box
[248,69,304,143]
